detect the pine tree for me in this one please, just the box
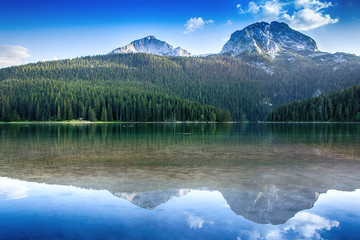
[100,106,108,122]
[88,107,97,122]
[57,105,61,121]
[68,105,74,120]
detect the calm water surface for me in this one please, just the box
[0,123,360,239]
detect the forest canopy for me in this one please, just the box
[0,79,231,122]
[1,53,360,121]
[266,85,360,122]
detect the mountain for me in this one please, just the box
[221,21,318,57]
[0,22,360,122]
[110,35,191,57]
[220,20,360,84]
[1,52,359,122]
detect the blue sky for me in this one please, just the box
[0,0,359,67]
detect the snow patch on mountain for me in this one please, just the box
[308,52,327,58]
[333,54,347,63]
[221,21,318,57]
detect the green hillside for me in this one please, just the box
[1,53,360,121]
[266,85,360,122]
[0,79,230,122]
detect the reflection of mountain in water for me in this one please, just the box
[2,150,360,225]
[114,189,190,210]
[112,186,319,225]
[2,159,360,225]
[220,186,319,225]
[103,155,360,225]
[110,185,320,225]
[1,123,360,225]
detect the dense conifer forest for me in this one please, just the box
[0,79,230,122]
[266,85,360,122]
[0,53,359,121]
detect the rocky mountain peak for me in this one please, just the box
[145,35,156,40]
[221,21,318,57]
[110,36,191,57]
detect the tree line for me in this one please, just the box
[1,53,360,121]
[266,85,360,122]
[0,79,231,122]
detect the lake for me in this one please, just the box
[1,123,360,239]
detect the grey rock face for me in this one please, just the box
[221,21,318,56]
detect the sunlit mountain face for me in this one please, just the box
[110,36,191,57]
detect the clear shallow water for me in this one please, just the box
[1,123,360,239]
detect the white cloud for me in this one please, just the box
[184,17,214,34]
[53,56,58,61]
[225,20,233,26]
[248,1,261,14]
[240,0,285,19]
[282,8,338,30]
[295,0,333,11]
[0,45,30,68]
[237,3,246,14]
[262,1,286,19]
[238,0,338,31]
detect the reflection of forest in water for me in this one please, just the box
[1,123,359,168]
[1,123,360,224]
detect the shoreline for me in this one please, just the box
[260,121,360,124]
[0,120,359,124]
[0,120,237,124]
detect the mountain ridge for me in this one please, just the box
[107,21,359,66]
[110,35,191,57]
[221,21,319,57]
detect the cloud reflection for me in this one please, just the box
[245,212,340,240]
[0,177,29,200]
[187,213,205,229]
[186,211,214,230]
[284,212,339,239]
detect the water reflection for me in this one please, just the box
[283,212,339,239]
[116,189,191,210]
[0,177,29,200]
[1,123,360,238]
[1,177,359,240]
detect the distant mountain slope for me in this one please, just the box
[266,85,360,122]
[1,53,360,121]
[110,36,191,57]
